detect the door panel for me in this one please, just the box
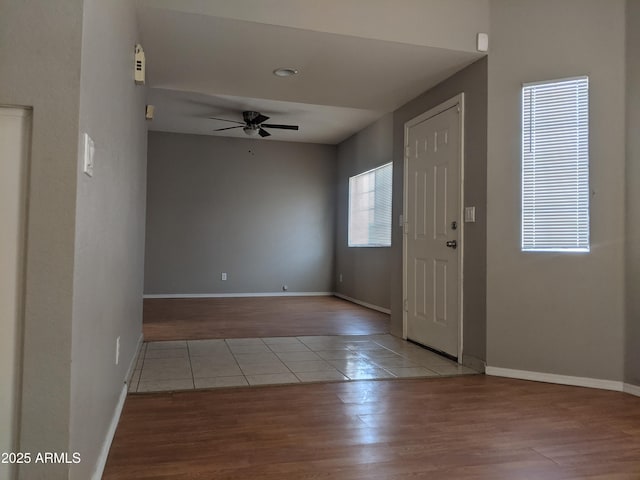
[414,258,428,320]
[435,165,448,237]
[414,170,428,238]
[434,259,447,325]
[405,104,460,357]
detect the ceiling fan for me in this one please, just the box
[210,111,299,138]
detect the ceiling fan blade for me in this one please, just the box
[214,126,243,131]
[258,128,271,138]
[209,117,245,125]
[261,124,299,130]
[253,114,270,125]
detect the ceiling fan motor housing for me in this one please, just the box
[243,111,262,124]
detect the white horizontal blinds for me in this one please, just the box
[348,162,392,247]
[522,76,590,252]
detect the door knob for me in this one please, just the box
[446,240,457,249]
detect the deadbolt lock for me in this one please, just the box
[451,221,457,230]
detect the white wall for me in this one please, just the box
[70,0,148,478]
[487,0,626,381]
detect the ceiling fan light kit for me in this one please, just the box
[210,110,299,138]
[243,126,259,136]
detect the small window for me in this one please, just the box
[348,163,392,247]
[522,76,590,252]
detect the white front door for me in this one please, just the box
[0,107,30,480]
[404,98,462,358]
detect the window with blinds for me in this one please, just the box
[348,162,392,247]
[522,76,590,252]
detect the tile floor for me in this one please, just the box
[129,334,479,393]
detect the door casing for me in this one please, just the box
[402,94,465,362]
[0,106,31,480]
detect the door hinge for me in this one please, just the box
[403,299,408,312]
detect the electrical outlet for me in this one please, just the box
[339,273,343,282]
[115,336,120,365]
[221,272,227,281]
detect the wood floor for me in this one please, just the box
[104,376,640,479]
[143,296,390,341]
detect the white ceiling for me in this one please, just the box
[137,3,484,144]
[147,89,383,145]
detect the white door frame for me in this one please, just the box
[402,93,465,363]
[0,106,31,480]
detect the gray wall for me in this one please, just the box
[626,0,640,387]
[1,1,147,478]
[487,0,626,381]
[391,58,488,364]
[335,114,393,309]
[0,1,83,478]
[69,1,148,479]
[145,132,336,294]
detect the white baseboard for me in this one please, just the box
[485,366,624,392]
[624,382,640,397]
[333,293,391,315]
[143,292,333,299]
[91,333,143,480]
[91,384,127,480]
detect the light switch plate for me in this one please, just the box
[477,33,489,52]
[464,206,476,223]
[83,133,95,177]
